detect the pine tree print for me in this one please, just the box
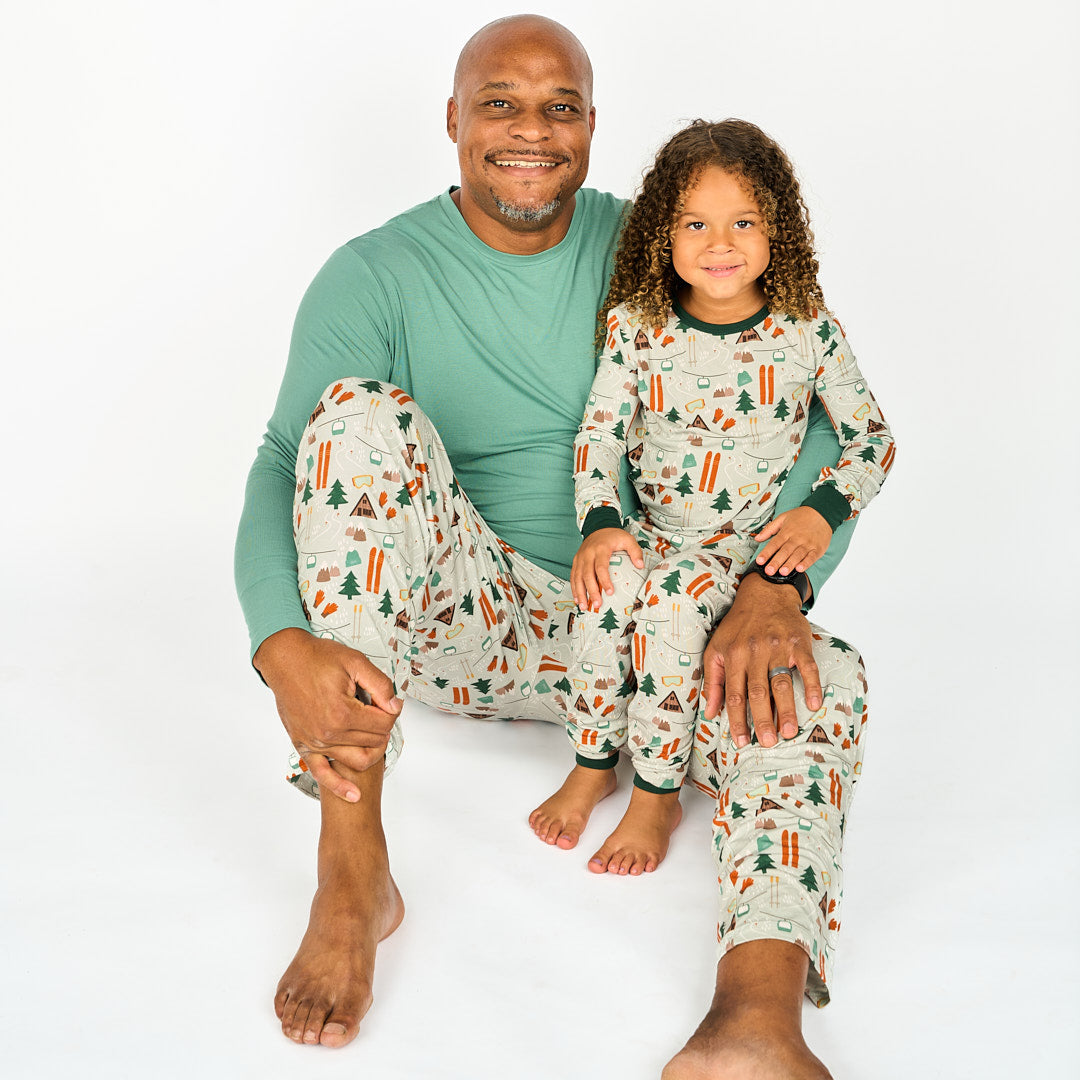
[599,608,619,632]
[675,473,693,496]
[396,484,411,507]
[302,479,313,504]
[362,380,383,393]
[773,398,790,420]
[554,676,572,695]
[730,801,746,820]
[805,780,826,806]
[378,590,394,617]
[859,446,877,463]
[639,672,657,696]
[326,479,348,508]
[800,865,818,892]
[712,488,732,512]
[461,591,475,615]
[339,570,361,599]
[666,407,681,423]
[736,388,756,414]
[473,677,491,694]
[754,852,776,873]
[613,419,625,440]
[396,410,413,433]
[840,422,857,442]
[661,569,682,596]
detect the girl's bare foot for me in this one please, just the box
[587,784,682,874]
[529,763,618,849]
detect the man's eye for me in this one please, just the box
[550,103,576,113]
[485,100,511,108]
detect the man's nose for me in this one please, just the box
[507,107,553,141]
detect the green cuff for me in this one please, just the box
[802,484,850,532]
[633,773,681,794]
[576,752,619,770]
[582,506,623,538]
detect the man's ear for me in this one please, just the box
[446,98,458,142]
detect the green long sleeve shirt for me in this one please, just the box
[235,189,854,658]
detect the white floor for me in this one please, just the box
[3,569,1076,1078]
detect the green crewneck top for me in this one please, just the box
[235,189,854,658]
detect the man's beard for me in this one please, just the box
[492,193,562,224]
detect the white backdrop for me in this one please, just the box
[2,1,1077,1077]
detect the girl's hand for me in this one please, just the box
[571,528,645,612]
[754,507,832,576]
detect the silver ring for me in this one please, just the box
[768,666,793,680]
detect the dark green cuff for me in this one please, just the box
[582,506,622,538]
[576,752,619,770]
[802,484,850,532]
[633,773,681,794]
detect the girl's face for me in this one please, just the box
[670,166,770,324]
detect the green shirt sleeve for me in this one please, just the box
[756,396,857,605]
[234,246,395,660]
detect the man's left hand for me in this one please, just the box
[701,573,823,749]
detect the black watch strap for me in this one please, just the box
[746,562,812,606]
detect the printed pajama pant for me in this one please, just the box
[286,378,869,1004]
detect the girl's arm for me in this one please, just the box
[572,308,643,531]
[803,312,896,526]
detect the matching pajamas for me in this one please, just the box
[286,377,872,1003]
[562,302,893,803]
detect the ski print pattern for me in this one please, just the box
[284,377,868,1002]
[575,304,894,537]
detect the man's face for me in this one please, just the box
[447,29,594,247]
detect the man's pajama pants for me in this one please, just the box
[285,379,870,1004]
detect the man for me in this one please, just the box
[235,15,862,1079]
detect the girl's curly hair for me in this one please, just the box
[597,119,824,348]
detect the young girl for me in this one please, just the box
[530,118,895,873]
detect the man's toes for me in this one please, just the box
[302,1001,332,1044]
[274,986,288,1020]
[320,1008,360,1048]
[284,998,312,1042]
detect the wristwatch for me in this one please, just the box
[745,562,813,607]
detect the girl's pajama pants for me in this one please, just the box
[285,379,870,1005]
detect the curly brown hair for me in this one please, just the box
[597,119,824,347]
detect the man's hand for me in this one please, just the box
[571,527,645,612]
[254,628,403,803]
[753,506,832,576]
[701,573,823,749]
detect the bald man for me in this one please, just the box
[236,15,859,1079]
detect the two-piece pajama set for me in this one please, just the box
[235,189,883,1002]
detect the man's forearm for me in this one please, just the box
[235,447,310,661]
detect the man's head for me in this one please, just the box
[447,15,594,252]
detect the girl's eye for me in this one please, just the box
[686,221,706,231]
[733,219,755,230]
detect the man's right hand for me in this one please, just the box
[253,628,403,803]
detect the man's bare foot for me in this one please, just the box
[274,759,404,1048]
[587,783,682,874]
[661,941,831,1080]
[661,1007,830,1080]
[529,763,618,849]
[275,865,403,1047]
